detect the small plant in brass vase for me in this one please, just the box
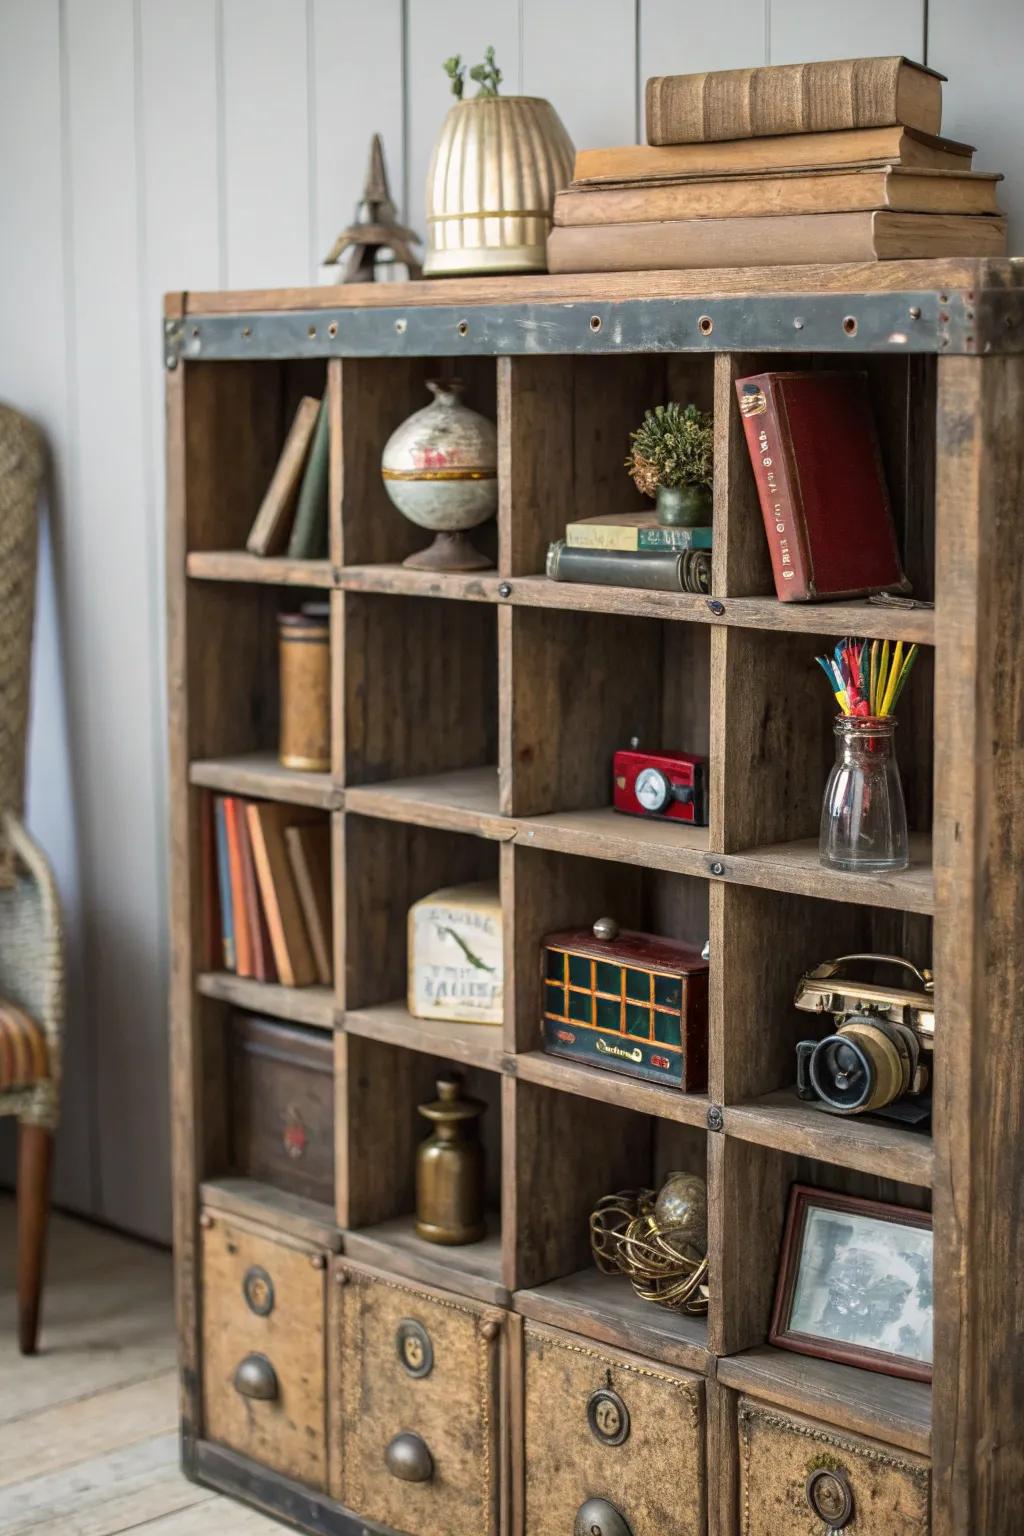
[426,47,573,276]
[626,402,714,528]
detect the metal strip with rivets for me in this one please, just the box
[163,288,986,366]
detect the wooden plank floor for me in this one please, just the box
[0,1195,280,1533]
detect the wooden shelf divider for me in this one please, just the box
[717,1345,931,1457]
[196,972,336,1031]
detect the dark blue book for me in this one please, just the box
[213,796,236,971]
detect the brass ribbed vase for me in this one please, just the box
[424,96,574,276]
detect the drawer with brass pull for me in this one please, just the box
[330,1259,503,1536]
[200,1208,328,1488]
[522,1320,705,1536]
[737,1397,931,1535]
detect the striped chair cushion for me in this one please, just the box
[0,999,49,1091]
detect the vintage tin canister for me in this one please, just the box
[278,605,330,772]
[540,918,709,1090]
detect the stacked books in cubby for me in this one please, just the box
[245,394,330,558]
[546,511,712,594]
[209,796,332,987]
[547,56,1006,272]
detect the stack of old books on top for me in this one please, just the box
[547,512,711,594]
[547,55,1006,272]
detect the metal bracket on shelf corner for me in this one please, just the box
[164,317,183,369]
[163,291,987,362]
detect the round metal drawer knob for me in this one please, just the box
[574,1497,634,1536]
[806,1467,854,1528]
[233,1353,279,1401]
[385,1431,434,1483]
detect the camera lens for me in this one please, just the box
[809,1035,874,1113]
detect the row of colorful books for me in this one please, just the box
[208,796,333,988]
[245,394,330,558]
[546,511,712,594]
[547,56,1006,273]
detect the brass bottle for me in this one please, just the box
[415,1072,486,1245]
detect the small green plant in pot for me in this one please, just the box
[626,402,714,527]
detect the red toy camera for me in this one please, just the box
[613,746,709,827]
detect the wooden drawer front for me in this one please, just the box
[523,1321,705,1536]
[228,1013,335,1206]
[333,1261,502,1536]
[201,1212,327,1488]
[737,1397,930,1535]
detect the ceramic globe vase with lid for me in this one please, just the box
[380,379,497,571]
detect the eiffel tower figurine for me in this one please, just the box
[323,133,422,283]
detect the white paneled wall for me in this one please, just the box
[0,0,1017,1240]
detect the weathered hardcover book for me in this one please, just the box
[646,57,944,146]
[734,370,909,602]
[554,168,1002,226]
[236,799,276,984]
[223,798,253,978]
[547,541,711,595]
[285,822,333,986]
[572,127,974,184]
[245,802,318,987]
[546,211,1006,273]
[213,796,235,972]
[245,395,320,556]
[565,513,713,552]
[286,396,330,559]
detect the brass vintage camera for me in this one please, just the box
[794,955,934,1118]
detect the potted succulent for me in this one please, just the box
[626,402,715,528]
[424,48,574,277]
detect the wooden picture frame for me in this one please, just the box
[769,1184,933,1383]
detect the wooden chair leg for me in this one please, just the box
[17,1122,53,1355]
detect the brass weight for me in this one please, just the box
[415,1071,486,1245]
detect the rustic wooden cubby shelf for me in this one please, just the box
[169,261,1024,1536]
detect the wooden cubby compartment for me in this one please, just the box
[502,605,711,825]
[504,841,710,1064]
[338,355,497,570]
[498,352,714,578]
[341,592,497,794]
[508,1077,710,1371]
[713,1139,932,1455]
[338,1035,504,1304]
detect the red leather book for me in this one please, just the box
[735,371,910,602]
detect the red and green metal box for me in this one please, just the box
[540,923,709,1091]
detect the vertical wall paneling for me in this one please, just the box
[405,0,522,243]
[221,0,313,287]
[311,0,406,277]
[63,0,169,1240]
[767,0,926,68]
[0,0,92,1213]
[639,0,769,103]
[522,0,638,151]
[928,0,1024,251]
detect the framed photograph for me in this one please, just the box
[769,1185,933,1382]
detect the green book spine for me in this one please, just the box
[286,397,329,559]
[565,519,713,552]
[637,525,713,551]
